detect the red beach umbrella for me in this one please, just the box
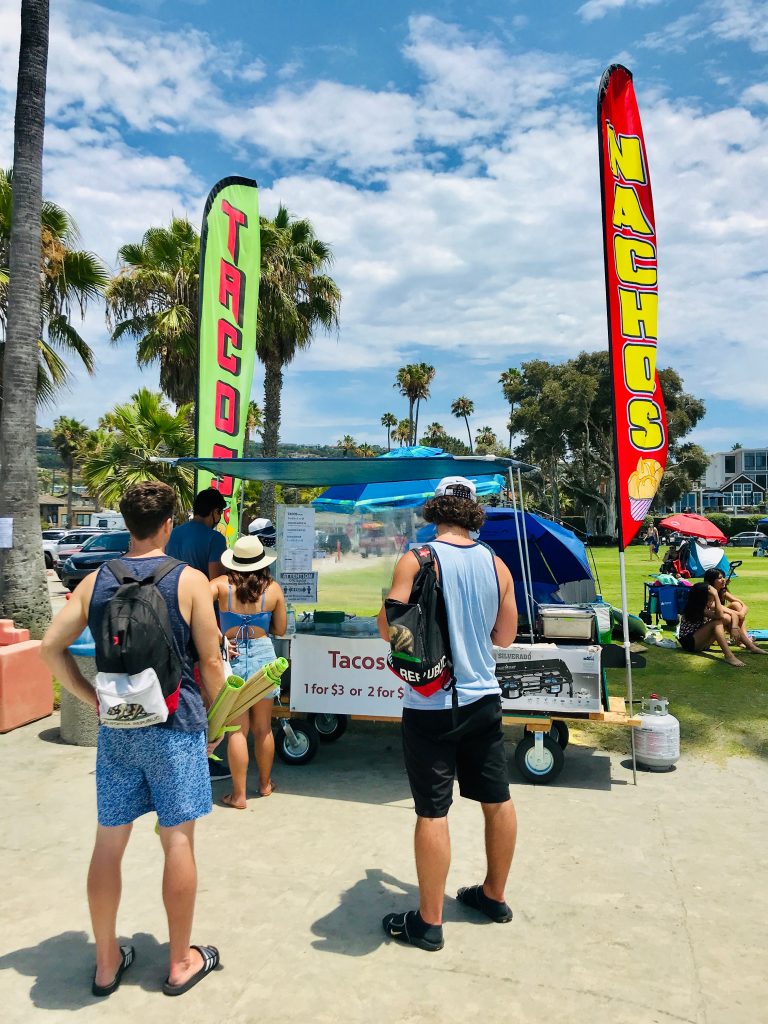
[658,513,726,543]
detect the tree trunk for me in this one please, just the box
[385,428,390,452]
[549,454,561,521]
[464,415,473,453]
[408,398,415,446]
[0,0,52,636]
[605,471,617,541]
[66,461,73,526]
[260,352,282,522]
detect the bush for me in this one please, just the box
[705,512,731,535]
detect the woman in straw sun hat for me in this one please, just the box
[211,535,287,807]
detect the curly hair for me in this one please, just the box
[226,567,272,605]
[423,495,485,532]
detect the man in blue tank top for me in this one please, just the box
[378,476,519,951]
[41,482,226,997]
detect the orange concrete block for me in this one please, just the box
[0,640,53,732]
[0,619,29,645]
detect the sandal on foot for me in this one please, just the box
[457,884,513,923]
[162,945,220,996]
[382,911,444,952]
[92,945,135,997]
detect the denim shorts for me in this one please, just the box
[230,635,278,699]
[96,726,212,827]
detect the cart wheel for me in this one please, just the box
[639,610,652,625]
[310,713,348,743]
[550,721,569,749]
[275,719,319,766]
[514,733,564,784]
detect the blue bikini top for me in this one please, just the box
[219,585,272,636]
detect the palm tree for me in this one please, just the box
[106,218,200,406]
[80,389,195,514]
[499,368,524,452]
[0,169,106,414]
[244,399,263,454]
[50,416,89,526]
[475,425,498,453]
[451,396,475,453]
[380,412,397,452]
[358,443,375,458]
[394,419,410,447]
[0,0,52,635]
[394,363,435,445]
[421,421,446,446]
[257,206,341,520]
[336,434,357,456]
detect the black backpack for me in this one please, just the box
[95,558,184,715]
[384,546,455,700]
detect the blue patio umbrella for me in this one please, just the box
[311,446,505,514]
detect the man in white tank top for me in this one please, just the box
[377,477,519,951]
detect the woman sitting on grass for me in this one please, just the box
[678,582,744,667]
[702,568,766,655]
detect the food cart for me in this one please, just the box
[175,453,641,783]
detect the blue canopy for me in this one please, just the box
[312,446,506,513]
[175,451,532,487]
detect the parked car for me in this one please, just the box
[42,529,67,541]
[728,531,767,547]
[54,529,103,569]
[59,530,130,590]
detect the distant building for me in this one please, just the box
[39,491,99,527]
[675,447,768,513]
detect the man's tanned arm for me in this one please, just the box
[40,574,99,708]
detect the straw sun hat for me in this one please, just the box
[220,535,277,573]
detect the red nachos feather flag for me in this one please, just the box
[598,65,668,551]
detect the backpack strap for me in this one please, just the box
[146,557,183,585]
[105,559,136,585]
[412,545,435,569]
[105,556,182,586]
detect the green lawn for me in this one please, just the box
[300,544,768,762]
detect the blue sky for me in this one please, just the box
[1,0,766,452]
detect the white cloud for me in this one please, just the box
[578,0,662,23]
[711,0,768,53]
[742,83,768,105]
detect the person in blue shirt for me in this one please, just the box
[167,487,229,779]
[166,488,228,580]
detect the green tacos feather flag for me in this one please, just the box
[196,177,260,539]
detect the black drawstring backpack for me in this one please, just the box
[384,546,456,708]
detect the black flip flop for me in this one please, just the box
[457,884,513,923]
[382,911,444,952]
[162,944,220,997]
[91,945,135,997]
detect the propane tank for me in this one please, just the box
[634,694,680,771]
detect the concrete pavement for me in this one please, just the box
[1,710,767,1024]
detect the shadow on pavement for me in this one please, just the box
[0,930,167,1009]
[311,868,482,956]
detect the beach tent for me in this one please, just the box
[311,446,506,514]
[417,508,596,612]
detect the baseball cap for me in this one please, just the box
[248,517,273,535]
[434,476,477,500]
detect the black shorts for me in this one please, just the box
[678,632,696,652]
[401,694,510,818]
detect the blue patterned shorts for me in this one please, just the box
[96,726,212,828]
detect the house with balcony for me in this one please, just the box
[675,447,768,513]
